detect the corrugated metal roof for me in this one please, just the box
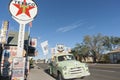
[107,49,120,54]
[7,31,29,45]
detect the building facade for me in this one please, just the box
[108,50,120,64]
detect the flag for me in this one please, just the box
[29,22,32,27]
[41,41,48,55]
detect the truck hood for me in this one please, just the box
[58,60,85,67]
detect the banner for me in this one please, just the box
[41,41,48,55]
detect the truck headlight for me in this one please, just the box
[84,64,89,71]
[85,64,88,67]
[63,66,67,70]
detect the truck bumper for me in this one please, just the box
[63,71,90,79]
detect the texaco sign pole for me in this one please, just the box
[9,0,37,80]
[9,0,38,57]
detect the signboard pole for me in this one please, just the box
[17,24,25,57]
[9,0,38,80]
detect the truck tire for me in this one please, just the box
[57,72,64,80]
[80,76,85,79]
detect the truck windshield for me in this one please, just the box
[58,55,75,61]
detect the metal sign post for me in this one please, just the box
[17,24,26,56]
[9,0,38,80]
[9,0,38,57]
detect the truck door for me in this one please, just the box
[52,56,58,75]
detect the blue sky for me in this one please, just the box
[1,0,120,59]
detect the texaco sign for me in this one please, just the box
[9,0,38,57]
[9,0,38,22]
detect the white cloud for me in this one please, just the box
[57,21,84,32]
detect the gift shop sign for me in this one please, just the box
[9,0,38,57]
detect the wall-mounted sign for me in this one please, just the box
[0,21,9,44]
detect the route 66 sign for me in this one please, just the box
[9,0,38,23]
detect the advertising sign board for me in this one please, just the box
[11,57,25,80]
[9,0,38,57]
[0,21,9,44]
[9,0,38,23]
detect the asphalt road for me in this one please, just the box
[37,63,120,80]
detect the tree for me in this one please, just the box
[83,33,104,63]
[103,36,120,51]
[111,36,120,49]
[72,43,89,62]
[102,36,112,50]
[103,54,110,63]
[73,43,82,61]
[73,33,120,63]
[79,44,89,62]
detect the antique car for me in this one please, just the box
[49,53,90,80]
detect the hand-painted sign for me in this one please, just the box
[9,0,38,23]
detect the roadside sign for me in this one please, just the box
[11,57,25,80]
[9,0,38,24]
[9,0,38,57]
[9,0,38,80]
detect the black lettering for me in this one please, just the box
[13,0,36,7]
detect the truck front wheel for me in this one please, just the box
[57,72,64,80]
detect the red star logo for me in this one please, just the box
[13,0,35,17]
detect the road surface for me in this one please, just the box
[37,63,120,80]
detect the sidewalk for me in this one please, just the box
[27,68,55,80]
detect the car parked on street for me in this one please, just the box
[49,53,90,80]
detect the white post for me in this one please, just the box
[17,24,26,57]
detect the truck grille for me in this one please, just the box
[69,67,83,74]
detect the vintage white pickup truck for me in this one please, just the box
[49,53,90,80]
